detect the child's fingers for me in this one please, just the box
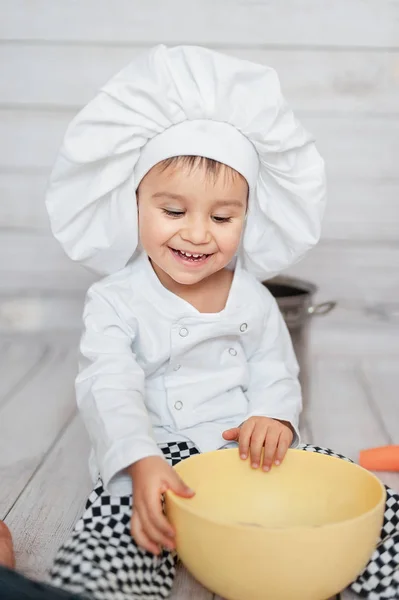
[274,432,291,465]
[131,510,161,556]
[262,431,280,471]
[222,427,240,441]
[249,425,268,468]
[238,422,254,459]
[142,500,175,551]
[141,510,174,551]
[168,472,195,498]
[146,493,175,542]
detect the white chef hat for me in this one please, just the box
[45,44,326,280]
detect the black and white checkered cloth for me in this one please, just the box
[48,442,399,600]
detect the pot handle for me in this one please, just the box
[308,301,337,316]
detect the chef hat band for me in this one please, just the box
[133,119,259,189]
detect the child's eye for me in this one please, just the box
[162,209,185,218]
[212,216,233,223]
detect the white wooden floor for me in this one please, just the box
[1,332,399,600]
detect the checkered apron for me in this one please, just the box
[49,443,399,600]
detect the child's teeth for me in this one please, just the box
[175,249,208,259]
[182,251,203,257]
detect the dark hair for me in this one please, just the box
[158,155,245,185]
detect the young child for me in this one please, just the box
[39,45,398,600]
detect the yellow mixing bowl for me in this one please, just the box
[165,448,386,600]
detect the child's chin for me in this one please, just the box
[171,271,207,285]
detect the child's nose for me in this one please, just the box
[180,219,211,245]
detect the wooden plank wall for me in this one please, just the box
[1,0,399,347]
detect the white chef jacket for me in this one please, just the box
[76,252,302,496]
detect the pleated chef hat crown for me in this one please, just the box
[45,44,326,280]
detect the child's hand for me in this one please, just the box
[128,456,195,555]
[222,416,294,472]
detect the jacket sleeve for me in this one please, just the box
[245,293,302,447]
[76,284,164,494]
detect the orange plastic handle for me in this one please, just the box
[359,445,399,472]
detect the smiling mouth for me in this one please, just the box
[169,247,213,262]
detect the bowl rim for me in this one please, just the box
[165,448,387,532]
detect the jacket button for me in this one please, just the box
[240,323,248,332]
[179,327,189,337]
[174,401,183,410]
[229,348,237,356]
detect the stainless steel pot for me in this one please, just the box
[263,275,336,409]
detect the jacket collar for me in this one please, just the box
[131,251,246,319]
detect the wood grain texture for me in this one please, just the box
[5,414,91,579]
[342,591,362,600]
[0,270,94,296]
[0,231,94,294]
[0,171,50,230]
[308,357,399,492]
[0,294,87,332]
[2,172,398,243]
[2,296,399,360]
[0,109,70,170]
[2,111,398,184]
[182,355,399,600]
[357,358,399,491]
[0,344,78,517]
[0,337,397,596]
[1,0,398,48]
[360,359,399,443]
[171,565,213,600]
[2,44,399,114]
[216,591,361,600]
[1,236,398,301]
[310,312,399,357]
[0,1,398,593]
[0,339,45,408]
[307,358,389,461]
[1,238,399,338]
[321,179,399,243]
[286,241,399,304]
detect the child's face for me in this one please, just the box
[137,161,248,286]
